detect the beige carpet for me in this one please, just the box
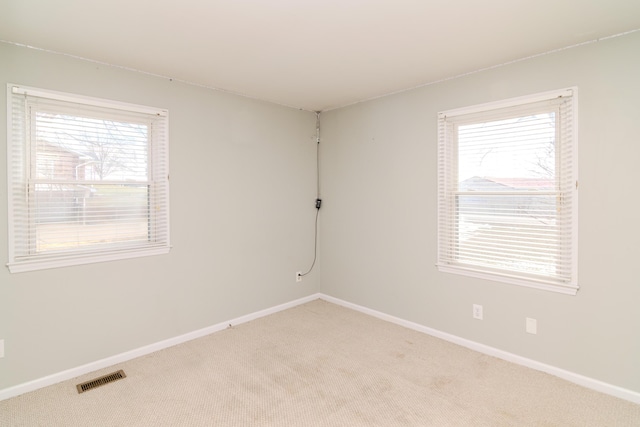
[1,299,639,426]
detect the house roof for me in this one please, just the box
[461,176,554,190]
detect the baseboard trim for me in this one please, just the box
[318,293,640,405]
[0,293,322,402]
[3,292,638,405]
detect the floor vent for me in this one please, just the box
[76,370,126,393]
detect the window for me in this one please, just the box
[437,88,578,294]
[7,85,170,272]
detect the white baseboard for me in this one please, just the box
[3,292,638,405]
[318,293,640,405]
[0,293,322,402]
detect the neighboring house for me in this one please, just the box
[35,141,94,224]
[458,176,555,224]
[36,141,88,181]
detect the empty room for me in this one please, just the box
[1,1,640,425]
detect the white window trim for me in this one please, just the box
[437,88,578,295]
[6,84,171,273]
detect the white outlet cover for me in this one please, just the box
[473,304,483,320]
[526,318,537,334]
[0,339,4,358]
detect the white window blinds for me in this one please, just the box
[7,85,170,272]
[437,88,578,294]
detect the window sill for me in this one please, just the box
[437,264,578,295]
[7,246,170,273]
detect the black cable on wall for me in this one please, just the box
[299,112,321,278]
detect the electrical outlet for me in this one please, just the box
[296,272,302,282]
[0,339,4,358]
[526,318,537,334]
[473,304,483,320]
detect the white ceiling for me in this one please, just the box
[2,1,640,111]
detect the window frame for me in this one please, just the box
[437,88,578,295]
[6,84,170,273]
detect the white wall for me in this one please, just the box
[0,42,320,390]
[319,31,640,393]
